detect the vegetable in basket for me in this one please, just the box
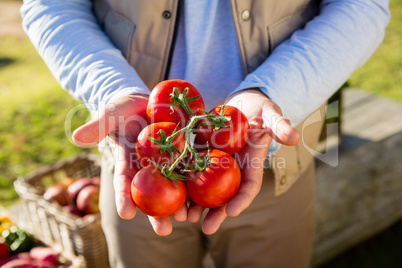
[1,226,34,254]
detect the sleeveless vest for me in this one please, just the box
[94,0,325,195]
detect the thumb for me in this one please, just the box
[72,102,119,147]
[261,101,300,146]
[72,95,149,147]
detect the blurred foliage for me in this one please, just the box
[0,35,92,207]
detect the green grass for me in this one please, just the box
[348,0,402,102]
[0,35,91,207]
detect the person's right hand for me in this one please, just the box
[72,94,187,236]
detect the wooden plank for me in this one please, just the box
[342,88,402,142]
[312,89,402,266]
[342,88,374,111]
[313,132,402,267]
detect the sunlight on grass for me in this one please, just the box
[0,35,92,207]
[0,35,61,105]
[348,0,402,102]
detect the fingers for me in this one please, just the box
[202,205,227,235]
[187,203,229,235]
[172,203,188,222]
[148,216,173,236]
[113,145,138,219]
[261,101,300,146]
[114,142,177,236]
[110,127,143,220]
[227,90,299,146]
[113,173,136,220]
[112,140,176,242]
[227,151,266,217]
[187,202,205,223]
[225,179,262,217]
[222,125,270,218]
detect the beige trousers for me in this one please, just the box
[99,155,316,268]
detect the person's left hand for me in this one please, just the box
[187,89,300,234]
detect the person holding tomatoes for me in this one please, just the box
[21,0,390,267]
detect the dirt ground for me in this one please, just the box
[0,0,25,37]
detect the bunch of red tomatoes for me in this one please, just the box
[131,79,250,218]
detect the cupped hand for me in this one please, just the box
[187,89,300,234]
[72,94,186,236]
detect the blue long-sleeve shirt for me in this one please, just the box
[21,0,390,128]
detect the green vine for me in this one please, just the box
[149,87,231,181]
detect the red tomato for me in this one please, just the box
[186,149,241,208]
[147,79,205,125]
[131,167,187,218]
[194,105,250,155]
[136,122,185,168]
[0,241,9,259]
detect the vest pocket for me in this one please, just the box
[104,10,136,60]
[266,3,314,51]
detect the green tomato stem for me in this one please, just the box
[155,93,232,177]
[164,114,216,174]
[170,87,198,118]
[164,130,192,176]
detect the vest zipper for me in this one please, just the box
[164,0,183,80]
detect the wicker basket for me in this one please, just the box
[13,153,109,268]
[0,207,86,268]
